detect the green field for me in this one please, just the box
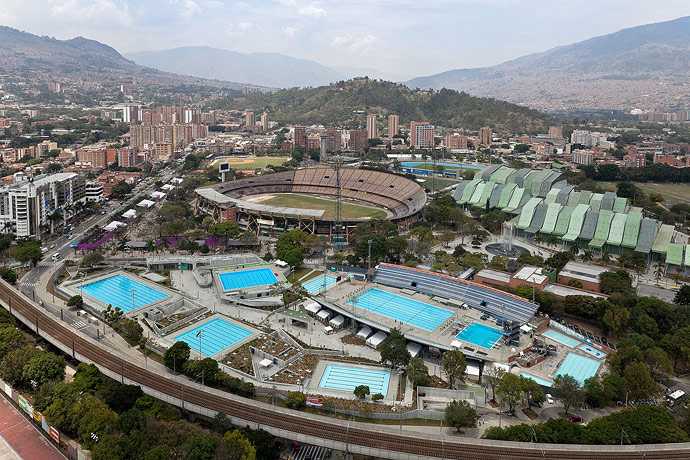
[595,181,690,203]
[257,193,387,219]
[212,156,289,169]
[415,177,461,192]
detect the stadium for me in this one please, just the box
[194,166,427,241]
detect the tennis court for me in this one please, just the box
[347,288,453,331]
[555,352,601,385]
[78,274,169,313]
[303,274,338,294]
[318,364,391,396]
[542,329,581,348]
[218,267,278,290]
[456,322,503,349]
[174,318,254,356]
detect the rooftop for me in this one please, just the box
[543,284,606,299]
[559,261,609,283]
[513,266,548,285]
[476,269,512,284]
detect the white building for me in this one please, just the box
[0,172,86,239]
[85,182,104,203]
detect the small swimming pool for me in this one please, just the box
[519,372,552,387]
[347,288,453,331]
[318,364,391,396]
[174,318,253,357]
[78,274,168,313]
[303,274,338,294]
[218,267,278,290]
[456,322,503,349]
[542,329,581,348]
[578,344,606,359]
[555,352,601,385]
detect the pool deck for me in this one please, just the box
[213,264,289,295]
[307,359,400,404]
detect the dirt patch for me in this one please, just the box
[522,408,539,419]
[340,334,366,346]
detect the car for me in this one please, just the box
[546,394,554,404]
[49,243,56,249]
[594,336,601,344]
[569,415,583,423]
[573,325,581,333]
[567,321,573,329]
[586,332,594,339]
[292,441,301,452]
[601,337,609,346]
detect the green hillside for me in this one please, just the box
[212,79,554,134]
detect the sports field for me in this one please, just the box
[595,181,690,203]
[253,193,388,219]
[212,156,289,169]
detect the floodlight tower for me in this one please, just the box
[332,155,344,250]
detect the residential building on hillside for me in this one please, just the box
[367,114,378,139]
[410,122,434,149]
[388,115,399,138]
[479,126,492,146]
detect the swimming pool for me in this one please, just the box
[318,364,391,396]
[578,344,606,359]
[347,288,453,331]
[456,322,503,349]
[174,318,253,357]
[555,352,601,385]
[78,274,168,313]
[303,274,338,294]
[519,372,552,387]
[400,161,484,170]
[218,267,278,290]
[542,329,581,348]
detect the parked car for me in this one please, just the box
[601,337,609,346]
[594,336,601,344]
[569,415,583,423]
[567,321,573,329]
[546,394,554,404]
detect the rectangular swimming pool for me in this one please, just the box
[578,344,606,359]
[519,372,552,387]
[303,274,338,294]
[347,288,453,331]
[174,318,253,356]
[542,329,581,348]
[456,322,503,349]
[318,364,391,396]
[555,352,601,385]
[78,274,169,313]
[218,267,278,290]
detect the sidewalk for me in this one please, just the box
[0,394,66,460]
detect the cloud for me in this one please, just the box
[332,34,377,52]
[298,4,326,17]
[283,27,298,38]
[168,0,202,18]
[49,0,131,26]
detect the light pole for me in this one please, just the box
[367,239,372,274]
[196,329,204,359]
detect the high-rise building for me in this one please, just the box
[410,122,434,149]
[445,134,468,149]
[326,128,342,152]
[367,114,378,139]
[261,112,269,131]
[349,129,368,152]
[572,150,593,166]
[479,126,492,146]
[294,126,307,148]
[122,105,140,123]
[245,111,255,126]
[388,115,399,138]
[548,126,563,138]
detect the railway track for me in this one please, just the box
[1,280,689,460]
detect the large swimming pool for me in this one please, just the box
[347,288,453,331]
[174,318,253,357]
[218,267,278,290]
[318,364,391,396]
[303,274,338,294]
[456,322,503,349]
[78,274,168,313]
[555,352,601,385]
[542,329,581,348]
[400,162,484,170]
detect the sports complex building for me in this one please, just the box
[194,166,426,241]
[455,165,682,264]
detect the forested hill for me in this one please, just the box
[212,79,554,134]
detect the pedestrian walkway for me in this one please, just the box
[0,395,66,460]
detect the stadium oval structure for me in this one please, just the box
[194,167,427,240]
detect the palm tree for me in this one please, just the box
[159,236,170,254]
[671,272,681,287]
[654,262,665,283]
[571,240,580,256]
[582,250,593,262]
[546,235,558,254]
[145,239,156,255]
[534,234,544,246]
[601,251,611,263]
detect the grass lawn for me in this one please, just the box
[287,267,313,283]
[259,193,387,219]
[595,181,690,203]
[416,176,461,192]
[212,156,289,169]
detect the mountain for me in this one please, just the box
[0,26,249,91]
[125,47,406,88]
[212,79,554,133]
[407,16,690,111]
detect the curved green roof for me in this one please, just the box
[579,210,599,241]
[517,198,544,230]
[562,204,590,242]
[567,191,581,207]
[589,209,614,249]
[526,203,548,234]
[554,206,575,236]
[578,190,593,205]
[652,224,675,254]
[613,197,628,213]
[457,178,481,204]
[472,181,496,207]
[504,187,527,213]
[622,211,643,249]
[544,188,561,204]
[667,243,684,265]
[497,183,518,209]
[589,193,604,212]
[606,212,628,246]
[467,182,486,205]
[540,203,563,234]
[635,218,658,253]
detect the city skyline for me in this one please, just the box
[1,0,690,77]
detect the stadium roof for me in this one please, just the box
[540,203,563,235]
[567,190,581,207]
[635,218,659,254]
[517,198,543,230]
[613,197,628,213]
[497,183,517,209]
[562,204,590,242]
[504,187,527,213]
[606,212,628,247]
[195,188,324,217]
[489,184,506,208]
[472,181,496,207]
[468,182,486,205]
[589,209,614,249]
[667,243,684,266]
[556,186,575,204]
[622,211,643,249]
[652,224,675,254]
[590,193,604,212]
[457,178,481,204]
[544,188,561,204]
[554,205,575,236]
[511,168,533,187]
[579,210,599,241]
[578,190,593,205]
[601,192,616,211]
[526,202,548,234]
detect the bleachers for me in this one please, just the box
[373,264,538,325]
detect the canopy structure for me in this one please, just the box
[516,198,543,230]
[540,203,562,234]
[553,206,574,237]
[305,302,321,314]
[407,342,422,358]
[606,212,628,247]
[137,199,155,208]
[356,326,372,339]
[259,358,272,368]
[366,331,387,348]
[652,224,675,255]
[104,221,125,231]
[635,218,659,254]
[122,209,137,219]
[562,204,590,242]
[329,315,345,328]
[667,243,684,266]
[589,210,613,249]
[316,309,331,321]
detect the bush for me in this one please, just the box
[0,268,17,284]
[67,295,84,309]
[354,385,370,399]
[371,393,384,402]
[285,391,306,409]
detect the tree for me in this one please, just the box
[81,252,104,268]
[379,328,411,369]
[405,357,429,389]
[67,295,84,309]
[496,373,523,414]
[372,393,384,402]
[112,180,134,198]
[22,352,65,388]
[520,376,546,409]
[0,346,41,386]
[583,376,608,408]
[0,268,17,284]
[675,285,690,305]
[223,430,256,460]
[484,364,505,402]
[623,361,657,400]
[164,341,191,372]
[14,242,42,267]
[183,358,219,384]
[552,374,583,415]
[599,270,633,296]
[354,384,371,399]
[441,350,467,389]
[444,399,477,433]
[285,391,306,409]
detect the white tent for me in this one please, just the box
[104,221,125,231]
[316,309,331,321]
[670,390,685,400]
[450,340,462,349]
[122,209,137,219]
[259,358,272,368]
[407,342,422,358]
[366,331,387,348]
[329,315,345,328]
[161,184,176,191]
[305,302,321,314]
[274,260,288,267]
[170,177,184,184]
[520,324,532,333]
[356,326,372,339]
[466,361,480,378]
[137,199,155,208]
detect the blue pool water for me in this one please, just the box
[347,288,453,331]
[78,274,168,313]
[578,344,606,359]
[555,352,601,386]
[519,372,552,387]
[303,274,338,294]
[542,329,581,348]
[174,318,253,357]
[456,322,504,349]
[218,267,278,290]
[318,364,391,396]
[400,162,484,169]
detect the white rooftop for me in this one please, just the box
[513,266,548,285]
[543,284,606,299]
[560,261,609,283]
[476,269,511,284]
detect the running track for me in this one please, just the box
[0,395,65,460]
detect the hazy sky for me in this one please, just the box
[2,0,690,78]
